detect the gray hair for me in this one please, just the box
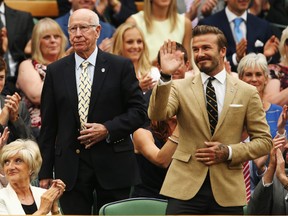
[237,53,268,79]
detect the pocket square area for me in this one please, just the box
[254,40,264,47]
[229,104,243,107]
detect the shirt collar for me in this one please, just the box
[225,6,247,23]
[0,2,5,15]
[75,46,98,70]
[201,69,227,85]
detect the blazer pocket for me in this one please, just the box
[228,106,244,114]
[172,150,192,163]
[112,137,134,152]
[228,163,242,170]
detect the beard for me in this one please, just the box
[196,58,219,75]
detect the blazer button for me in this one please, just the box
[76,149,80,154]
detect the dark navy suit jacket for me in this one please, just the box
[38,49,146,191]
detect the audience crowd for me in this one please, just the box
[0,0,287,215]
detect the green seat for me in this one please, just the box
[99,197,168,215]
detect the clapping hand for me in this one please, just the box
[160,40,183,75]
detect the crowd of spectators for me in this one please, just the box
[0,0,287,214]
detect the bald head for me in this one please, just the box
[69,9,99,27]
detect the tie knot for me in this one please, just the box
[81,61,89,69]
[233,17,243,27]
[208,77,216,82]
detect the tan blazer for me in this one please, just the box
[148,73,272,207]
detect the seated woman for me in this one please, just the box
[16,18,67,140]
[238,52,288,193]
[0,139,65,215]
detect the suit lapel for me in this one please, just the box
[63,55,80,125]
[88,50,108,117]
[215,74,238,133]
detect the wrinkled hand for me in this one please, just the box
[195,141,229,166]
[78,123,108,149]
[264,35,279,59]
[160,40,183,75]
[38,180,65,215]
[236,38,247,62]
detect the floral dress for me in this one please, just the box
[268,63,288,90]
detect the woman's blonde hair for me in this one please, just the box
[143,0,178,33]
[279,27,288,66]
[31,17,67,65]
[0,139,42,181]
[112,22,152,77]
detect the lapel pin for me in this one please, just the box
[101,68,105,73]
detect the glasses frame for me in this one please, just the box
[68,24,97,34]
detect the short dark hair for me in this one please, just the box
[193,25,228,50]
[157,42,188,66]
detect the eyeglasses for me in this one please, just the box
[285,39,288,46]
[68,24,97,34]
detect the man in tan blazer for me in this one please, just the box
[148,25,273,215]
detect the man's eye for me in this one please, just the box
[80,26,88,31]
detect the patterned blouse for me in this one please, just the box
[23,60,46,129]
[269,63,288,90]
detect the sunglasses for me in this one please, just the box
[285,39,288,46]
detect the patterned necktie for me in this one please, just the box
[206,77,218,135]
[78,61,91,130]
[233,17,243,43]
[243,161,251,203]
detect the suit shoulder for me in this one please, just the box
[198,10,225,25]
[5,5,33,17]
[100,51,133,67]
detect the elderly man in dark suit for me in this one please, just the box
[38,8,146,215]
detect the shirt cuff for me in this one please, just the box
[158,79,172,86]
[262,177,273,187]
[227,145,232,160]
